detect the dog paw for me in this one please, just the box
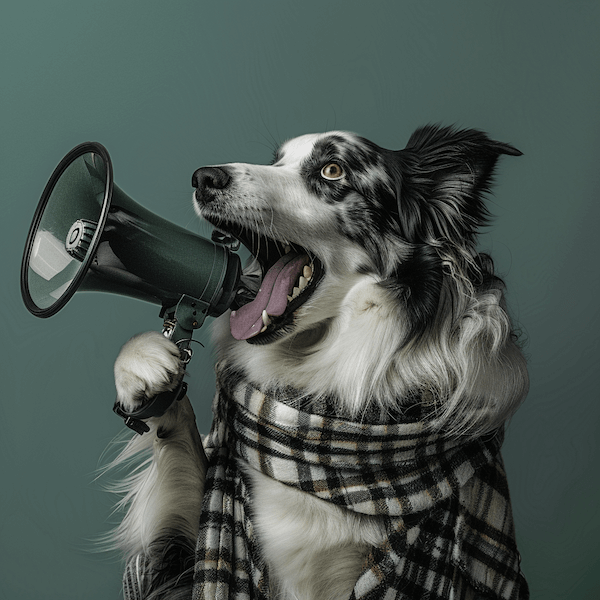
[114,331,183,414]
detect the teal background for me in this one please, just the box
[1,1,599,598]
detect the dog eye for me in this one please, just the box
[320,163,345,181]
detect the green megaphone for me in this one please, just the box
[21,142,242,345]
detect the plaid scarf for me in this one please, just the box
[123,362,528,599]
[188,364,528,600]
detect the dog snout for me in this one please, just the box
[192,166,231,200]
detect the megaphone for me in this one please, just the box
[21,142,243,432]
[21,141,241,332]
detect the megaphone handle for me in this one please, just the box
[161,294,210,348]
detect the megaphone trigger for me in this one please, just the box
[179,346,194,365]
[173,338,204,366]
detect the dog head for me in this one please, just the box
[193,125,521,343]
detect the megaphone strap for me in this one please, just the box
[113,381,188,435]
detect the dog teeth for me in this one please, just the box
[260,311,270,333]
[262,310,272,327]
[284,263,316,305]
[284,245,292,254]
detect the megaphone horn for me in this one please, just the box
[21,142,242,344]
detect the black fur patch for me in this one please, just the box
[142,530,195,600]
[299,134,404,274]
[382,244,444,339]
[156,426,171,439]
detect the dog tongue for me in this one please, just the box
[230,252,309,340]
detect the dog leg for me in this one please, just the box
[112,331,207,599]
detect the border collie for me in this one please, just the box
[109,125,529,600]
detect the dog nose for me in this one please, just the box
[192,166,231,191]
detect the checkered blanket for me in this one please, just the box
[188,364,528,600]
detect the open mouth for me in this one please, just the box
[211,222,325,344]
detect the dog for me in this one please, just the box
[109,125,529,600]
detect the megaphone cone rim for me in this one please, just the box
[21,141,114,317]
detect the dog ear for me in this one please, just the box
[392,124,522,246]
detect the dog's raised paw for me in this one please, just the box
[114,331,183,413]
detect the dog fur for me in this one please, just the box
[108,125,528,599]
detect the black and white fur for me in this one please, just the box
[109,125,528,599]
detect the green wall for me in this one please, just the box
[2,1,599,598]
